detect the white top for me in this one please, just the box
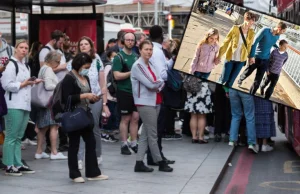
[232,33,246,62]
[38,65,58,91]
[39,43,67,82]
[1,56,31,111]
[104,64,117,102]
[67,54,104,95]
[149,42,174,81]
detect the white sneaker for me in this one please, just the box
[255,144,260,152]
[97,156,103,165]
[73,177,85,183]
[35,152,50,159]
[204,135,210,140]
[87,174,109,181]
[262,144,273,152]
[78,160,83,170]
[28,139,37,146]
[50,152,68,160]
[228,141,235,146]
[248,145,258,154]
[22,139,29,144]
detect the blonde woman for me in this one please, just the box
[1,40,42,176]
[190,28,220,80]
[217,11,256,87]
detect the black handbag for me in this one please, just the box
[61,96,94,133]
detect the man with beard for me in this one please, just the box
[112,32,139,155]
[238,22,287,95]
[62,34,74,63]
[39,30,69,155]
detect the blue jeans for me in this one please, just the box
[194,71,211,80]
[229,89,256,145]
[219,60,245,87]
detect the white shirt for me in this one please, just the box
[149,42,174,81]
[232,33,246,62]
[39,43,67,82]
[1,56,31,111]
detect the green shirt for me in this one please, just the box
[112,50,138,93]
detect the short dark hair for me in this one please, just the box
[106,50,116,59]
[71,53,93,71]
[279,39,288,46]
[51,30,64,41]
[108,38,117,44]
[149,25,163,40]
[117,30,126,41]
[139,40,153,50]
[277,22,287,30]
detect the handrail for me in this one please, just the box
[287,45,300,55]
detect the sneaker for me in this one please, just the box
[50,152,68,160]
[204,135,210,140]
[78,160,83,170]
[87,174,109,181]
[73,177,85,183]
[18,166,35,174]
[97,156,103,165]
[248,144,258,154]
[163,134,182,141]
[255,144,260,152]
[101,134,118,143]
[5,166,22,176]
[121,145,131,155]
[130,145,138,153]
[35,152,50,159]
[21,138,29,144]
[228,141,235,146]
[28,139,37,146]
[262,144,273,152]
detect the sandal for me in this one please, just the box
[198,139,208,144]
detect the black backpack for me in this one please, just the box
[27,46,51,77]
[7,59,30,100]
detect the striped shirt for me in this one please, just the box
[268,49,288,75]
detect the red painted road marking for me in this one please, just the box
[224,148,255,194]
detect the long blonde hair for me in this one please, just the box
[198,28,219,47]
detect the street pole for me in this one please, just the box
[138,1,141,27]
[154,0,158,25]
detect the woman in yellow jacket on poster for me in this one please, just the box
[216,11,256,87]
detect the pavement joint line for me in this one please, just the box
[178,143,218,194]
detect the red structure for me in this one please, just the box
[277,0,300,24]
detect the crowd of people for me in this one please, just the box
[0,22,278,182]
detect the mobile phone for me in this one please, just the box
[29,76,37,81]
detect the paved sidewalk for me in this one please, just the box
[0,136,233,194]
[174,10,297,109]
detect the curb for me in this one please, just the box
[209,146,237,194]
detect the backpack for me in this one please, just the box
[166,69,183,92]
[107,53,133,98]
[28,46,51,77]
[183,75,202,93]
[8,59,29,100]
[50,71,76,122]
[6,46,12,58]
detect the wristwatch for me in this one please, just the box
[103,102,107,106]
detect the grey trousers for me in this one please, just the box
[78,99,103,161]
[136,105,162,163]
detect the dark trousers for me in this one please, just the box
[238,58,269,95]
[164,106,177,135]
[147,104,165,163]
[102,100,120,131]
[260,72,280,99]
[214,84,231,135]
[68,128,101,179]
[46,127,68,148]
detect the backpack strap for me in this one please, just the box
[6,46,12,58]
[8,59,18,100]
